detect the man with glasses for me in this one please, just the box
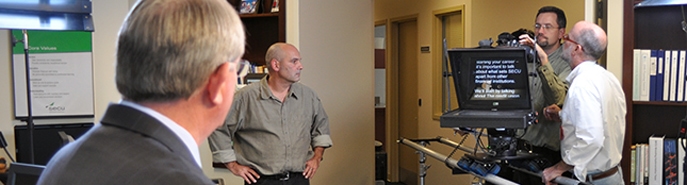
[505,6,572,185]
[37,0,245,184]
[210,42,333,185]
[541,21,625,185]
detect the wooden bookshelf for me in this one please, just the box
[228,0,286,66]
[622,2,687,184]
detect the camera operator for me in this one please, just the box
[512,6,572,185]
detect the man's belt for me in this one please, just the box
[262,172,302,181]
[588,166,619,181]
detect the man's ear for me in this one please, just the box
[207,62,232,105]
[270,59,279,72]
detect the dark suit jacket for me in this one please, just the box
[37,104,215,185]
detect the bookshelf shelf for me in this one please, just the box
[240,12,280,18]
[633,101,687,106]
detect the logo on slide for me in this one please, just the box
[45,102,65,112]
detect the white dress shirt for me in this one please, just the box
[559,61,626,181]
[119,100,202,167]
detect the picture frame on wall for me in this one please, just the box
[240,0,259,14]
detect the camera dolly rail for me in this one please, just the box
[397,137,591,185]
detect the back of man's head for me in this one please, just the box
[116,0,245,102]
[574,21,607,60]
[537,6,567,28]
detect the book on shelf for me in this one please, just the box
[670,50,679,101]
[650,50,658,101]
[259,0,272,14]
[679,138,686,185]
[630,145,637,184]
[240,0,259,14]
[680,51,687,102]
[634,49,641,101]
[636,143,650,185]
[645,143,650,184]
[650,136,665,185]
[271,0,279,12]
[641,49,651,101]
[665,138,678,185]
[664,50,672,102]
[657,50,665,102]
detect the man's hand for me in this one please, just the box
[542,166,562,185]
[518,34,549,65]
[304,147,325,179]
[543,104,562,122]
[542,161,573,185]
[226,161,260,184]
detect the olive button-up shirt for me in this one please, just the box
[209,76,333,175]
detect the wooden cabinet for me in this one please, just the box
[622,2,687,183]
[228,0,286,66]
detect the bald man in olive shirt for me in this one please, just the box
[209,43,333,185]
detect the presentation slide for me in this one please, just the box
[471,59,525,100]
[12,30,94,118]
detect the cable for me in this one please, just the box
[444,133,469,165]
[474,128,495,156]
[3,148,14,163]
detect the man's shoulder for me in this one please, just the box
[547,49,571,73]
[579,63,614,80]
[236,82,263,96]
[292,82,320,97]
[241,82,263,91]
[547,47,566,64]
[40,156,212,185]
[41,128,211,184]
[293,82,314,91]
[51,124,171,157]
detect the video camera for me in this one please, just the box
[479,28,540,65]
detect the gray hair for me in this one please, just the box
[265,42,290,69]
[577,28,607,60]
[116,0,245,102]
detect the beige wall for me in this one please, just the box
[607,0,624,80]
[296,0,375,184]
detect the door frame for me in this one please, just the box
[385,14,418,183]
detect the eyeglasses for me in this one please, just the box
[235,59,250,78]
[562,34,584,51]
[534,23,559,31]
